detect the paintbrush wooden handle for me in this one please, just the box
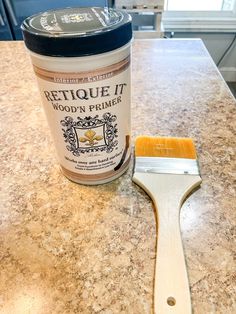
[133,173,201,314]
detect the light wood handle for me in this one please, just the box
[133,173,202,314]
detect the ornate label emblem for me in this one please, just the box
[60,113,118,156]
[79,129,103,146]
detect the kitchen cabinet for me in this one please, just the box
[0,0,13,39]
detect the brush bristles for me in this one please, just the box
[135,136,197,159]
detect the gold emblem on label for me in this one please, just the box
[79,129,103,146]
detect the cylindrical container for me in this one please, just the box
[21,7,132,185]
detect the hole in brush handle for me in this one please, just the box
[167,296,176,306]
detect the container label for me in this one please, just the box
[34,56,131,182]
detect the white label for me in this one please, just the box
[34,56,131,182]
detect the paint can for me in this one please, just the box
[22,7,132,184]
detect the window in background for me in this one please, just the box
[163,0,236,32]
[165,0,235,11]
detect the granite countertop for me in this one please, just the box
[0,39,235,314]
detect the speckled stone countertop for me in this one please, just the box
[0,39,235,314]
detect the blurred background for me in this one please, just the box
[0,0,235,96]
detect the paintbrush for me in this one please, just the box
[132,136,202,314]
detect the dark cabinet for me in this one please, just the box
[0,0,13,39]
[1,0,111,40]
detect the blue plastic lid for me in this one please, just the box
[21,7,132,57]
